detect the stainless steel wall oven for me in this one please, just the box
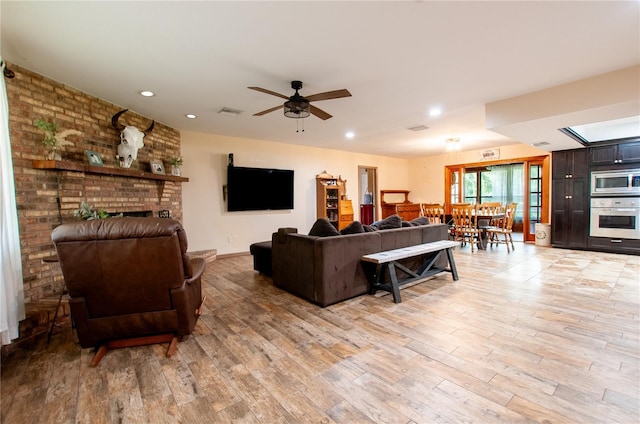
[590,197,640,239]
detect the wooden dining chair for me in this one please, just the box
[422,203,444,224]
[477,202,504,227]
[451,204,482,252]
[487,202,518,252]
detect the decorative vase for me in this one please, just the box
[171,165,182,176]
[45,146,61,161]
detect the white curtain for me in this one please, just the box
[0,58,25,345]
[486,163,524,220]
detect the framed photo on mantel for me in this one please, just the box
[85,150,103,166]
[150,160,165,175]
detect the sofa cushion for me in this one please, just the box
[372,214,402,230]
[410,217,430,226]
[309,218,341,237]
[340,221,365,235]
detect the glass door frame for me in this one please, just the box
[444,155,550,242]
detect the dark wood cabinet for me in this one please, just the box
[588,237,640,255]
[551,178,589,248]
[590,141,640,166]
[551,149,589,249]
[618,142,640,164]
[552,149,588,178]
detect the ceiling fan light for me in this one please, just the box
[284,99,310,119]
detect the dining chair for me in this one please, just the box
[422,203,444,224]
[487,202,518,252]
[447,203,471,239]
[477,202,505,227]
[451,204,482,252]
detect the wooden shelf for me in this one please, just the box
[32,160,189,183]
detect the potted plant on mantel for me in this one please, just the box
[169,156,183,176]
[35,118,81,160]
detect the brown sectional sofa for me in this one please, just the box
[271,223,450,307]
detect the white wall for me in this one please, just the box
[181,131,410,254]
[407,143,550,203]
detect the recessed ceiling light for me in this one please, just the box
[139,90,155,97]
[429,107,442,117]
[185,114,197,119]
[345,131,355,139]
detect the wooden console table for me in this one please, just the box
[362,240,459,303]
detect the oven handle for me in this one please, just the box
[595,208,639,214]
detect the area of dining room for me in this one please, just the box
[440,154,550,245]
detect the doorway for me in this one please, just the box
[358,166,377,225]
[445,155,549,242]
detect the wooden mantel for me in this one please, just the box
[32,160,189,183]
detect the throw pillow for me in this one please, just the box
[371,214,402,230]
[401,220,412,227]
[308,218,341,237]
[363,224,377,232]
[410,217,430,226]
[340,221,365,235]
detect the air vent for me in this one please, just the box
[532,141,550,147]
[218,107,243,117]
[407,125,429,132]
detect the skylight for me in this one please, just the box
[560,116,640,144]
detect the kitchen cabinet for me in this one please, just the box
[552,149,588,178]
[588,237,640,255]
[551,149,589,249]
[590,141,640,166]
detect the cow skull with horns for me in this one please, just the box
[111,109,155,168]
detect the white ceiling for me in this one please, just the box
[2,1,639,158]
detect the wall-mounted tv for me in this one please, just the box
[227,166,294,211]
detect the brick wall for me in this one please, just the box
[6,63,183,302]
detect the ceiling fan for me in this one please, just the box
[248,80,351,120]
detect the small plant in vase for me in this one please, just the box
[35,118,81,160]
[73,201,123,220]
[73,201,110,220]
[170,156,183,176]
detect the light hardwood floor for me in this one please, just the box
[2,242,639,423]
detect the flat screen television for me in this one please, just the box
[227,166,294,211]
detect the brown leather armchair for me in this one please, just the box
[52,217,205,366]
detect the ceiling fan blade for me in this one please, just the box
[306,89,352,102]
[248,87,289,100]
[310,105,332,120]
[253,104,284,116]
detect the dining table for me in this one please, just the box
[445,212,505,250]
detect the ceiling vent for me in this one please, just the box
[532,141,550,147]
[218,107,243,117]
[407,124,429,132]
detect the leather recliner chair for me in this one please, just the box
[52,217,205,366]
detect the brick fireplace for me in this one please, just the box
[6,63,184,302]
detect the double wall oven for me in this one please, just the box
[590,168,640,241]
